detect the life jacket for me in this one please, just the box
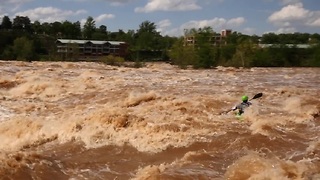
[236,101,252,115]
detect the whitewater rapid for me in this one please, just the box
[0,61,319,179]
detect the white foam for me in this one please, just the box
[0,105,14,122]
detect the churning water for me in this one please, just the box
[0,61,319,180]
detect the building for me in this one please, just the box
[258,44,312,49]
[56,39,128,60]
[221,29,232,37]
[184,29,232,47]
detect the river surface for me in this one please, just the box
[0,61,319,180]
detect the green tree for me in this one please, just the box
[83,16,96,39]
[309,33,320,44]
[61,20,81,39]
[32,20,43,34]
[135,21,161,50]
[51,21,63,37]
[1,16,12,30]
[169,37,197,69]
[1,46,15,60]
[231,40,256,67]
[91,25,108,40]
[133,21,164,60]
[193,26,217,68]
[251,48,272,67]
[306,44,320,66]
[0,30,15,56]
[13,37,36,61]
[73,21,82,38]
[12,16,32,33]
[261,33,279,44]
[99,25,107,34]
[41,22,51,35]
[218,44,236,65]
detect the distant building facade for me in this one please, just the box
[56,39,128,60]
[258,44,312,49]
[184,29,232,47]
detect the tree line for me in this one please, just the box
[0,15,319,67]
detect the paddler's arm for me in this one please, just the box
[220,105,237,115]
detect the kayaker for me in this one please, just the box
[231,95,252,116]
[219,93,262,116]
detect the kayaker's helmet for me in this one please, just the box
[242,95,248,102]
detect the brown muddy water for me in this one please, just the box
[0,61,319,180]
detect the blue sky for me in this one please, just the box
[0,0,319,37]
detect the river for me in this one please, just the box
[0,61,319,179]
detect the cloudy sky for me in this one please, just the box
[0,0,319,36]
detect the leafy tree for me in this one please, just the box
[231,40,256,67]
[100,55,124,66]
[12,16,32,33]
[251,49,272,67]
[41,22,51,35]
[32,20,43,34]
[1,16,12,30]
[261,33,279,44]
[0,31,15,56]
[73,21,82,38]
[193,26,217,68]
[1,46,15,60]
[309,33,320,44]
[307,44,320,66]
[132,21,165,60]
[83,16,96,39]
[51,21,63,37]
[218,44,236,65]
[91,25,108,40]
[123,29,135,45]
[226,31,243,44]
[137,21,158,34]
[98,25,107,34]
[61,20,81,39]
[13,37,36,61]
[184,27,221,68]
[135,21,160,50]
[169,37,197,69]
[267,45,288,66]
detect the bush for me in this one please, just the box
[100,55,125,66]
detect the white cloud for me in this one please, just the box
[160,17,245,36]
[268,3,308,22]
[268,2,320,31]
[226,17,246,27]
[79,14,115,27]
[181,17,245,30]
[15,7,87,22]
[135,0,201,13]
[109,0,135,6]
[263,0,301,5]
[156,19,172,34]
[95,14,115,23]
[279,0,301,5]
[0,0,33,13]
[2,0,34,3]
[275,27,296,34]
[63,0,135,6]
[243,27,256,35]
[158,19,172,27]
[307,17,320,27]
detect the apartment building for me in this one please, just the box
[184,29,232,47]
[56,39,128,60]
